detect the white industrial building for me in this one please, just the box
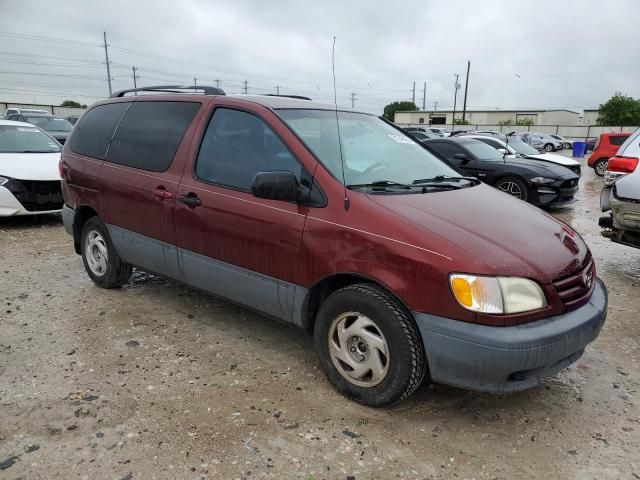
[394,108,591,126]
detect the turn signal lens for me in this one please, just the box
[449,274,547,314]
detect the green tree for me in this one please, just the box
[383,101,418,121]
[597,93,640,125]
[453,118,470,125]
[60,100,82,108]
[516,118,534,126]
[498,119,513,127]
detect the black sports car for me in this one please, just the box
[424,137,579,208]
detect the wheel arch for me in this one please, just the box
[72,205,100,254]
[301,272,413,333]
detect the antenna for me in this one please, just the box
[332,36,349,211]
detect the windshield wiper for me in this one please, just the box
[347,180,417,190]
[412,175,479,186]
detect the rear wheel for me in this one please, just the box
[81,217,132,288]
[594,158,608,177]
[314,283,426,407]
[496,176,528,201]
[544,143,554,152]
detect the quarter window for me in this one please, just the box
[610,135,628,146]
[69,103,129,159]
[195,108,301,190]
[107,101,200,172]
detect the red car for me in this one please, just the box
[588,132,631,176]
[60,86,607,406]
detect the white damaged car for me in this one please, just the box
[0,120,63,216]
[463,134,582,176]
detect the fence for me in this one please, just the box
[394,123,639,140]
[1,102,87,118]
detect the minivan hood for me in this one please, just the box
[367,184,588,283]
[523,152,579,166]
[0,152,61,180]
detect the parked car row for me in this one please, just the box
[4,108,74,145]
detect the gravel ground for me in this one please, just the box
[1,153,639,480]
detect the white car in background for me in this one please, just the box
[520,132,564,152]
[463,134,582,176]
[0,119,63,216]
[600,128,640,248]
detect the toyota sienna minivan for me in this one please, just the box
[60,85,608,406]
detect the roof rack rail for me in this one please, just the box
[262,94,312,101]
[111,85,226,98]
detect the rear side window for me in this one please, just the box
[195,108,301,190]
[609,135,628,146]
[107,102,200,172]
[428,141,463,159]
[69,103,129,159]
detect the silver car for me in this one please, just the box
[600,128,640,248]
[521,133,563,152]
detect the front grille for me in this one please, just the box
[6,179,63,212]
[553,253,595,311]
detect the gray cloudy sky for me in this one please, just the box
[1,0,639,114]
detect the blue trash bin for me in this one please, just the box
[572,141,586,158]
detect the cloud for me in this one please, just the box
[0,0,638,113]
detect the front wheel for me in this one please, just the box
[544,143,554,152]
[594,158,608,177]
[496,176,528,201]
[81,217,132,288]
[314,284,427,407]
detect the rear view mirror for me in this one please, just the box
[251,171,301,202]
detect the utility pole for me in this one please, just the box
[349,92,357,108]
[243,80,248,94]
[422,82,426,110]
[275,85,281,95]
[193,77,197,87]
[102,31,112,96]
[433,101,438,111]
[214,78,221,88]
[462,60,471,122]
[132,66,138,89]
[412,81,416,104]
[452,73,460,127]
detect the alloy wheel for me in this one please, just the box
[84,229,108,276]
[328,312,390,387]
[497,181,524,199]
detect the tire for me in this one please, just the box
[495,176,528,201]
[313,283,427,407]
[593,158,608,177]
[80,217,132,288]
[544,143,554,152]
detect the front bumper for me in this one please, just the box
[0,185,62,216]
[532,178,579,208]
[413,278,607,394]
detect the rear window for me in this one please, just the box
[69,103,129,159]
[609,135,629,146]
[107,101,200,172]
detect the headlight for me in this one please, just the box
[530,177,556,185]
[0,176,9,186]
[449,274,547,314]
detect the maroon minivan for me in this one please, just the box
[61,86,607,406]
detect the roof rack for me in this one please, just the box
[111,85,226,98]
[262,94,312,101]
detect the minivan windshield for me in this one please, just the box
[0,125,61,153]
[24,115,73,132]
[277,109,462,187]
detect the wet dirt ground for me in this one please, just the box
[1,152,639,480]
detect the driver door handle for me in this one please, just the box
[179,194,202,208]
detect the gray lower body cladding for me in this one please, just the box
[413,278,607,393]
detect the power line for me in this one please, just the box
[0,31,101,47]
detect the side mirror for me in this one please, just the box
[251,171,301,202]
[497,148,508,154]
[454,153,470,164]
